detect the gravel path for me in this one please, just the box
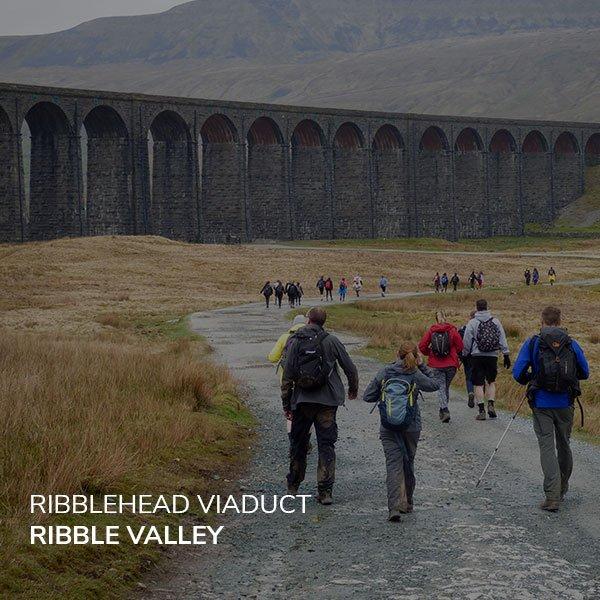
[148,298,600,600]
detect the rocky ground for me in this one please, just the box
[147,298,600,599]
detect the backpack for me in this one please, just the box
[275,283,284,294]
[441,275,449,285]
[377,377,417,430]
[430,330,451,358]
[325,280,333,290]
[476,318,501,353]
[530,331,579,395]
[287,329,331,390]
[263,284,273,296]
[287,283,297,297]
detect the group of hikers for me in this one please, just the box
[259,281,305,308]
[525,267,557,286]
[268,301,589,520]
[433,270,484,292]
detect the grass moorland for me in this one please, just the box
[1,234,599,596]
[323,284,600,438]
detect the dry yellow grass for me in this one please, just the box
[326,284,600,436]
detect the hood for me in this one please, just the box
[430,322,455,333]
[475,310,492,322]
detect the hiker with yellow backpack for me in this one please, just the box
[362,342,439,522]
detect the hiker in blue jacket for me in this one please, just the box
[363,342,439,522]
[512,306,589,512]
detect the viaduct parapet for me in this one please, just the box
[1,82,599,244]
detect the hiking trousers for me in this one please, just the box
[431,367,457,410]
[380,426,420,512]
[532,406,574,501]
[288,403,338,494]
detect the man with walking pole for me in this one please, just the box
[512,306,589,512]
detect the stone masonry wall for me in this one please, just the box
[454,151,488,238]
[488,153,521,235]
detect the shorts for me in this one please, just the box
[470,356,498,386]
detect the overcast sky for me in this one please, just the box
[0,0,186,36]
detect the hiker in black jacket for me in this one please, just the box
[274,280,285,308]
[260,281,273,308]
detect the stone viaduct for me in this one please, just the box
[1,81,599,244]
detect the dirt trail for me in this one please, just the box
[148,297,600,599]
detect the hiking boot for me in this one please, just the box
[476,404,486,421]
[287,485,298,495]
[440,408,451,423]
[487,401,497,419]
[398,503,413,514]
[540,499,560,512]
[468,393,475,408]
[317,491,333,505]
[388,510,402,522]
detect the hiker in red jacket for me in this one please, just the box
[418,310,464,423]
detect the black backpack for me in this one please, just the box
[287,283,298,297]
[531,330,579,395]
[288,329,330,390]
[476,318,501,353]
[430,331,451,358]
[263,284,273,296]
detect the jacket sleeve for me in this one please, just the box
[572,340,590,381]
[281,338,298,408]
[512,338,533,384]
[413,364,440,393]
[362,370,384,404]
[418,328,432,356]
[451,327,464,354]
[462,321,475,356]
[496,319,510,355]
[332,336,359,395]
[267,333,288,364]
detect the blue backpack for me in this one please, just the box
[375,376,417,430]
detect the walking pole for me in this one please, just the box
[475,396,528,488]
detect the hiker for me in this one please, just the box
[462,299,511,421]
[524,269,531,286]
[362,342,439,521]
[450,272,460,292]
[268,314,308,442]
[286,282,298,308]
[316,276,326,300]
[433,272,441,293]
[477,271,484,289]
[379,275,389,297]
[282,307,359,504]
[441,272,449,293]
[260,281,273,308]
[274,280,285,308]
[469,271,477,290]
[512,306,589,512]
[532,268,540,286]
[548,267,557,286]
[324,277,334,302]
[418,310,464,423]
[295,282,304,306]
[339,278,348,302]
[458,311,477,408]
[352,275,363,298]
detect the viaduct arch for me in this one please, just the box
[0,82,598,244]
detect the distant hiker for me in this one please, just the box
[268,314,308,442]
[532,268,540,286]
[469,271,477,290]
[458,311,477,408]
[477,271,484,289]
[524,269,531,286]
[352,275,363,298]
[433,272,441,293]
[441,272,449,293]
[379,275,389,297]
[339,278,348,302]
[296,282,304,305]
[260,281,273,308]
[450,272,460,292]
[274,280,285,308]
[512,306,589,512]
[282,307,359,504]
[363,342,439,521]
[462,299,511,421]
[286,282,299,308]
[316,276,326,300]
[419,310,464,423]
[324,277,334,302]
[548,267,557,286]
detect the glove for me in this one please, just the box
[503,354,511,369]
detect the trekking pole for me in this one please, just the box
[475,395,528,488]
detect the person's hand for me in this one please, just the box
[503,354,512,369]
[348,391,358,400]
[283,408,293,421]
[416,352,423,366]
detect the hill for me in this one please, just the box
[0,0,600,120]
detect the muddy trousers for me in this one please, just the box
[532,406,574,501]
[380,427,420,512]
[288,404,338,494]
[431,367,457,410]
